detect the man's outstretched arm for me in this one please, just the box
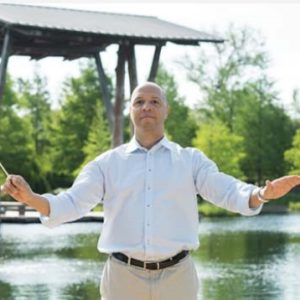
[249,175,300,208]
[1,175,50,216]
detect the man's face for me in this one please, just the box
[130,84,169,132]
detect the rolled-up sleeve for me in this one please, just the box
[192,149,263,216]
[40,160,105,228]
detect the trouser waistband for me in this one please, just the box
[111,250,189,270]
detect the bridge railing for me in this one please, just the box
[0,201,35,216]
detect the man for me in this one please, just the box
[2,82,300,300]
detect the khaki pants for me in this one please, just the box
[100,254,199,300]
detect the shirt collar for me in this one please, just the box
[125,135,173,154]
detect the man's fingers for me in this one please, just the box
[2,177,20,193]
[264,180,273,192]
[3,184,18,196]
[8,175,24,188]
[265,179,271,186]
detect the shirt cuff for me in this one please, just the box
[240,185,264,216]
[39,193,61,228]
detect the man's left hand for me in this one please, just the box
[261,175,300,201]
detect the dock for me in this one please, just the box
[0,201,104,223]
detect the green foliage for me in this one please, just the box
[198,201,236,217]
[289,202,300,212]
[92,204,103,212]
[277,192,300,206]
[0,75,36,191]
[76,101,111,175]
[156,65,197,147]
[184,25,269,131]
[236,82,294,184]
[285,129,300,174]
[17,70,53,192]
[292,89,300,122]
[17,72,51,155]
[0,61,112,193]
[183,25,294,185]
[52,60,111,182]
[193,120,245,178]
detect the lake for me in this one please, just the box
[1,214,300,300]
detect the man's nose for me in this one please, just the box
[142,102,152,111]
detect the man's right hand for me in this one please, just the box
[2,175,33,204]
[1,175,50,216]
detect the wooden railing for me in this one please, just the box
[0,201,35,216]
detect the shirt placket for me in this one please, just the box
[144,150,154,257]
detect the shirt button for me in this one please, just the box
[148,186,151,190]
[148,169,151,172]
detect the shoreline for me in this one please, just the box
[0,211,104,224]
[0,203,295,224]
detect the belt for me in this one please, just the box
[111,250,189,270]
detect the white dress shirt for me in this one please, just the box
[41,137,262,261]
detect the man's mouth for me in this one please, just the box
[141,115,154,119]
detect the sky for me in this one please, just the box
[3,1,300,114]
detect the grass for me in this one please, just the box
[269,193,299,206]
[92,202,234,217]
[198,192,300,216]
[91,198,300,217]
[198,202,236,217]
[91,202,233,217]
[92,204,104,212]
[268,193,300,212]
[288,202,300,212]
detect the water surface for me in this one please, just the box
[1,214,300,299]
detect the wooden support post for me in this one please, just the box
[127,44,138,94]
[94,52,114,133]
[113,44,126,147]
[127,44,138,137]
[148,45,162,82]
[0,28,11,105]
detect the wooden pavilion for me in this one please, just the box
[0,3,223,147]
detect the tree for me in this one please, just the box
[183,25,269,132]
[235,81,294,184]
[156,65,197,147]
[52,61,111,184]
[193,120,245,179]
[291,89,300,128]
[285,129,300,175]
[76,101,111,174]
[17,70,53,191]
[183,25,294,184]
[0,74,37,192]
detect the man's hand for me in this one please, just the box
[1,175,34,204]
[261,175,300,201]
[1,175,50,216]
[249,175,300,208]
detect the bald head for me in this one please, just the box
[131,82,167,104]
[129,81,169,136]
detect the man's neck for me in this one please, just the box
[134,131,164,150]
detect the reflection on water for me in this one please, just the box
[0,223,104,300]
[1,214,300,299]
